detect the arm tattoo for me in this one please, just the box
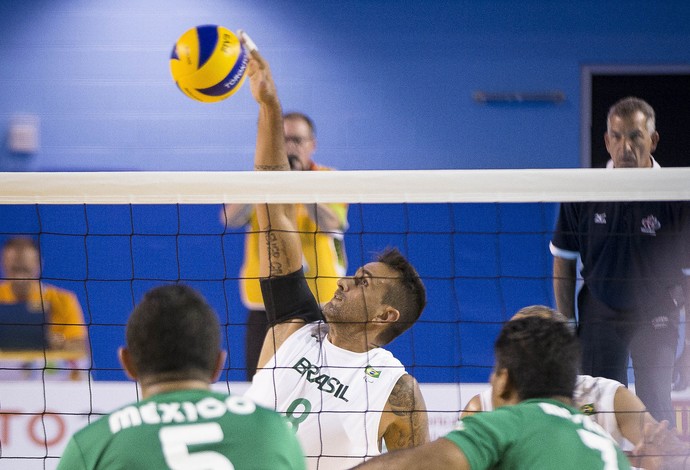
[389,375,416,417]
[265,232,285,275]
[385,375,429,449]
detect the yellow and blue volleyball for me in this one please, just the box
[170,25,248,103]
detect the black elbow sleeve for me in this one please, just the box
[260,268,324,326]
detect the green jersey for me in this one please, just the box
[58,389,305,470]
[445,398,630,470]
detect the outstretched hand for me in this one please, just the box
[631,421,668,470]
[632,420,690,470]
[239,30,279,107]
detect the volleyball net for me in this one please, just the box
[1,168,689,468]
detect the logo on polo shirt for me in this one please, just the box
[640,215,661,236]
[594,213,606,224]
[651,315,669,330]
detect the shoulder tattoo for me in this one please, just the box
[388,374,418,416]
[265,232,286,275]
[385,374,429,448]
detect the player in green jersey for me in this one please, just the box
[354,315,633,469]
[57,284,305,470]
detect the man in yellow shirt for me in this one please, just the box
[222,112,348,380]
[0,236,88,379]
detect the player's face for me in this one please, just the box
[2,246,41,297]
[605,111,659,168]
[284,118,315,171]
[323,262,399,325]
[2,246,40,280]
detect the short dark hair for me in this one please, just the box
[607,96,656,133]
[495,316,580,401]
[376,248,426,345]
[126,284,221,383]
[283,112,316,137]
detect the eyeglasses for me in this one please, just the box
[285,136,312,145]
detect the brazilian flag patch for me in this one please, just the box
[365,366,381,378]
[580,403,596,415]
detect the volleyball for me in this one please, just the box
[170,25,249,103]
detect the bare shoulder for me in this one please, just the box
[388,374,426,414]
[613,384,647,413]
[460,394,482,418]
[381,374,430,450]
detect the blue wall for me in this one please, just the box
[0,201,557,383]
[1,1,688,382]
[2,0,690,171]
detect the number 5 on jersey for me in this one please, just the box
[160,423,234,470]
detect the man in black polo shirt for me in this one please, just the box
[550,96,690,425]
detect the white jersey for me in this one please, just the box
[575,374,631,450]
[245,321,406,470]
[478,374,631,450]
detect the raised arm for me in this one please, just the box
[242,33,311,368]
[243,38,302,278]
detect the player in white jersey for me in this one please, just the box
[462,305,690,469]
[248,322,408,468]
[239,32,429,469]
[471,374,633,449]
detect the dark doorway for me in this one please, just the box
[581,67,690,168]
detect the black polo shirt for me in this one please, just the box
[551,200,690,312]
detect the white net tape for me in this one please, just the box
[3,168,690,204]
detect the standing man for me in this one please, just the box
[550,96,690,425]
[239,33,429,469]
[58,284,305,470]
[0,236,88,380]
[354,316,632,469]
[221,112,347,380]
